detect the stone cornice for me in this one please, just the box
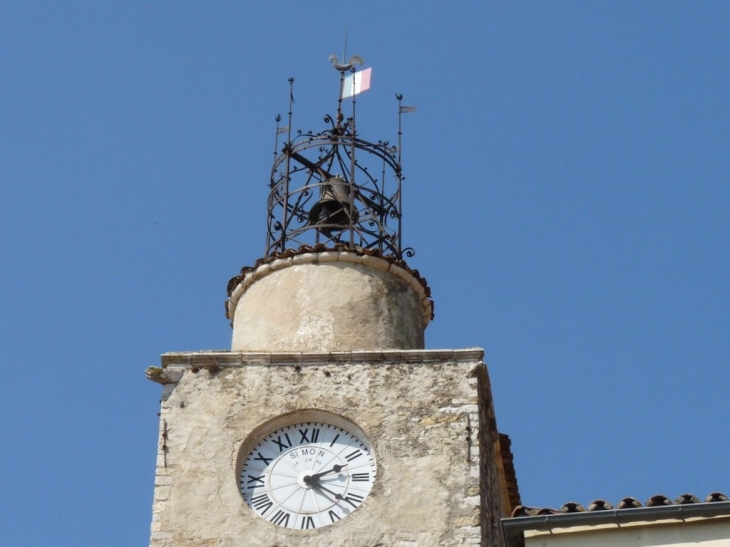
[150,348,485,381]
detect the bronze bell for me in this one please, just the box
[308,176,353,236]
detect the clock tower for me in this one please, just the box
[146,59,519,547]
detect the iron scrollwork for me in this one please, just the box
[265,111,409,260]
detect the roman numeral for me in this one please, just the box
[270,509,290,527]
[272,433,291,452]
[344,449,362,462]
[351,472,369,482]
[329,433,340,447]
[251,493,273,515]
[253,452,272,465]
[298,427,320,444]
[343,493,364,508]
[328,509,341,523]
[246,474,265,485]
[300,515,315,529]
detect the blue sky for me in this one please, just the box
[1,2,729,545]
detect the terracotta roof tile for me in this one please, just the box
[617,497,642,509]
[509,491,728,518]
[646,494,672,507]
[587,499,613,511]
[706,492,729,503]
[675,493,701,505]
[511,506,558,517]
[559,502,585,513]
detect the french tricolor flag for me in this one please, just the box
[341,67,372,100]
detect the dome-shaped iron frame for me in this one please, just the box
[265,77,413,261]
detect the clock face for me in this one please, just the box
[239,415,376,529]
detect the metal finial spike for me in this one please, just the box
[329,54,364,72]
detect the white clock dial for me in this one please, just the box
[239,419,376,529]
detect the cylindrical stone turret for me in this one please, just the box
[226,249,433,352]
[226,84,433,352]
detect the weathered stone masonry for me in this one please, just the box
[147,349,504,547]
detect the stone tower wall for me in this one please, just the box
[147,349,503,547]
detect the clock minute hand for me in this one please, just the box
[310,482,345,501]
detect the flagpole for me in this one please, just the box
[337,71,344,130]
[328,53,366,248]
[349,67,357,249]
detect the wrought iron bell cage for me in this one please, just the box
[265,72,414,261]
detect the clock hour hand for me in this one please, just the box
[306,463,347,482]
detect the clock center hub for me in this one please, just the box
[298,469,317,489]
